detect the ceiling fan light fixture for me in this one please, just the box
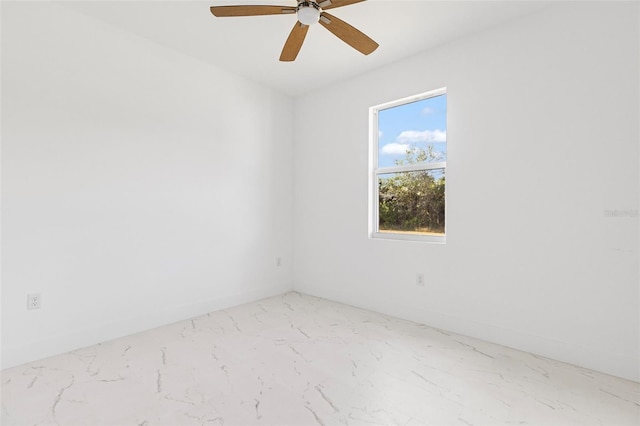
[297,1,321,25]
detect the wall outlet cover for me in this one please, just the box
[27,293,42,310]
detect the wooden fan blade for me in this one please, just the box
[319,0,366,11]
[319,12,378,55]
[280,22,309,62]
[210,5,295,17]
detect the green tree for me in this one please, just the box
[379,145,445,234]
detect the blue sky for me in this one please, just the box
[378,94,447,168]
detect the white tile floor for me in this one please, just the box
[1,292,639,425]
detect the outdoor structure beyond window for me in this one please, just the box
[369,88,447,243]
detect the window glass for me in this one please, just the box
[378,95,447,167]
[378,170,445,235]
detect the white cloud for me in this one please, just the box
[378,130,383,139]
[421,107,434,115]
[397,129,446,143]
[381,143,411,155]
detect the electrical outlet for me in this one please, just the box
[416,273,425,287]
[27,293,42,310]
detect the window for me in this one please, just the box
[369,88,447,243]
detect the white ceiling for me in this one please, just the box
[62,0,551,97]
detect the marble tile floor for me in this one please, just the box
[1,292,639,426]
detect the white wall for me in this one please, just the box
[293,2,640,381]
[1,2,294,369]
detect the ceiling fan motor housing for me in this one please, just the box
[297,1,321,25]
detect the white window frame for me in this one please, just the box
[368,88,447,243]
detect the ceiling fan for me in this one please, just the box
[209,0,378,62]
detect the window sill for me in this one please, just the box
[371,231,446,244]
